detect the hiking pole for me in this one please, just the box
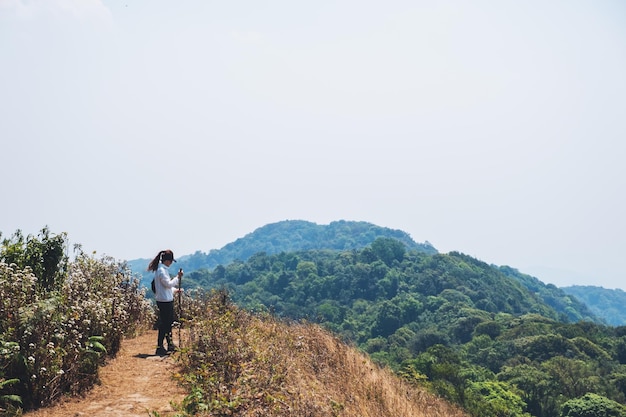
[178,267,183,349]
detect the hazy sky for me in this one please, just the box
[2,0,625,289]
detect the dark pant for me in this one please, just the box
[157,301,175,348]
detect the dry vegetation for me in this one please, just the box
[175,290,469,417]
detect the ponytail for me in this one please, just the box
[147,249,176,271]
[147,251,165,272]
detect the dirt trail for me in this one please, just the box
[24,330,187,417]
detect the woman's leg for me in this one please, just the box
[156,301,174,352]
[163,302,175,349]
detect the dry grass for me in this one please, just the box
[248,319,468,417]
[179,291,469,417]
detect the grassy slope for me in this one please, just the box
[176,291,469,417]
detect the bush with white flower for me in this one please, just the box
[0,229,154,415]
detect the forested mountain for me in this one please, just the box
[181,241,626,417]
[182,219,437,268]
[129,220,597,325]
[127,220,436,285]
[184,240,601,327]
[498,266,600,324]
[129,220,626,327]
[562,285,626,326]
[124,220,626,416]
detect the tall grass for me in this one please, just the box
[174,290,469,417]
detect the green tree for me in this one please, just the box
[372,300,402,337]
[0,227,67,292]
[498,364,560,417]
[561,393,626,417]
[465,380,531,417]
[370,237,406,266]
[409,344,466,404]
[296,261,317,280]
[543,356,600,399]
[474,320,502,339]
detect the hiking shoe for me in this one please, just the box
[167,344,178,353]
[155,346,168,356]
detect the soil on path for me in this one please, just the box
[24,330,187,417]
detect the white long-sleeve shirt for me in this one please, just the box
[154,263,180,302]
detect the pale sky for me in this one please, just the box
[2,0,625,289]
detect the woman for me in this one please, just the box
[147,249,183,356]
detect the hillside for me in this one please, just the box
[127,220,437,286]
[562,285,626,326]
[186,244,600,328]
[127,219,598,325]
[183,243,626,417]
[23,299,469,417]
[1,228,467,417]
[173,290,470,417]
[498,266,599,324]
[6,226,626,417]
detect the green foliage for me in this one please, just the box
[1,227,68,292]
[370,237,406,266]
[0,377,22,417]
[176,241,626,417]
[464,380,531,417]
[0,229,154,413]
[500,267,598,323]
[498,364,560,417]
[563,286,626,326]
[86,336,107,355]
[560,393,626,417]
[127,220,437,289]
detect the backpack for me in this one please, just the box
[151,278,156,293]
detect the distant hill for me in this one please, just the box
[561,285,626,326]
[127,220,437,286]
[187,246,601,334]
[183,219,436,267]
[497,266,600,324]
[128,220,606,326]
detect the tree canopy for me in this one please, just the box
[175,239,617,417]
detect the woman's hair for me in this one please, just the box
[147,249,175,271]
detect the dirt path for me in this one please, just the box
[24,330,187,417]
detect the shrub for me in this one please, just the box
[561,393,626,417]
[0,230,154,412]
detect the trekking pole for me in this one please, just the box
[178,268,183,349]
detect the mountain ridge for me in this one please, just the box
[184,219,437,266]
[127,219,612,324]
[561,285,626,326]
[127,219,436,282]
